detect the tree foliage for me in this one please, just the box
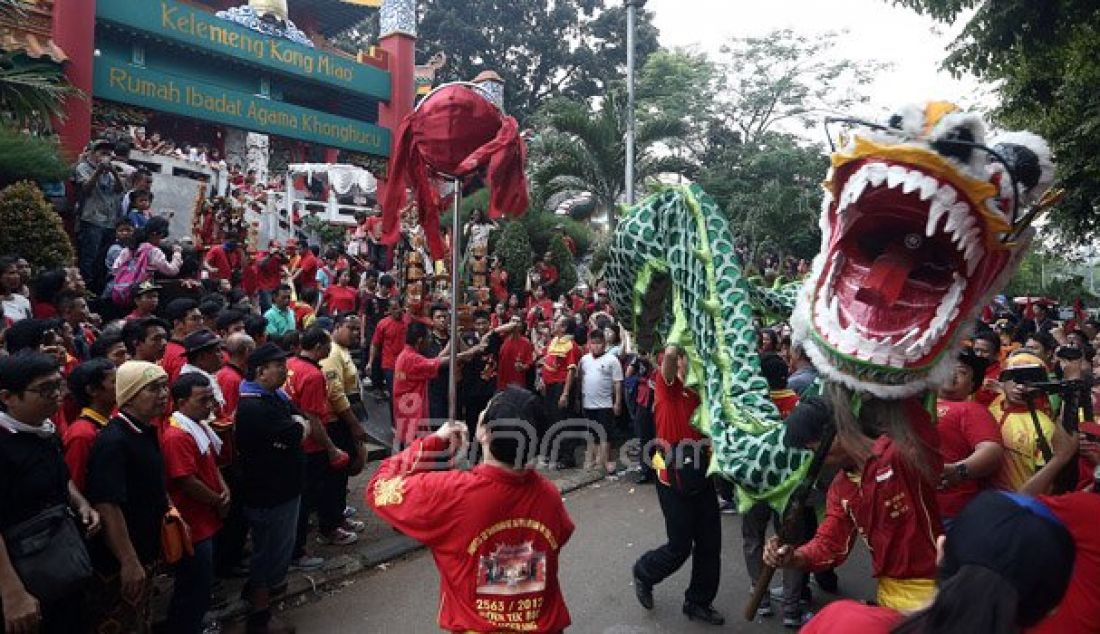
[0,52,78,127]
[530,92,695,230]
[0,181,74,270]
[547,234,577,297]
[345,0,658,125]
[704,133,828,264]
[0,125,70,187]
[892,0,1100,244]
[495,219,533,295]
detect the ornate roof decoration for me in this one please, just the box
[215,4,315,47]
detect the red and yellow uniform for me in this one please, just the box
[988,396,1055,491]
[769,388,800,419]
[794,402,943,610]
[367,434,574,633]
[63,408,110,491]
[651,374,702,485]
[540,336,580,386]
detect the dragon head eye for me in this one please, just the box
[888,114,904,130]
[932,126,976,163]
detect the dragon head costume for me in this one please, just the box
[608,101,1055,510]
[792,101,1055,399]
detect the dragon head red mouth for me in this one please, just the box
[813,158,1012,370]
[792,102,1055,397]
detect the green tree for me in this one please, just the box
[415,0,659,125]
[0,181,74,270]
[530,93,695,232]
[495,220,533,295]
[714,29,887,145]
[637,48,724,160]
[892,0,1100,244]
[546,234,577,297]
[706,133,828,264]
[0,125,69,187]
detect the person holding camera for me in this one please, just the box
[75,140,126,290]
[989,352,1058,491]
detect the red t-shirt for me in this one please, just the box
[241,262,259,295]
[540,337,580,385]
[216,363,244,419]
[204,245,242,281]
[935,398,1002,518]
[286,355,332,454]
[323,284,358,314]
[297,250,320,290]
[974,361,1002,406]
[256,253,283,291]
[497,335,534,390]
[367,434,574,633]
[1028,492,1100,634]
[797,402,943,580]
[63,411,109,492]
[372,315,410,370]
[801,600,901,633]
[490,269,509,303]
[653,375,702,444]
[392,345,442,447]
[162,420,225,544]
[160,340,188,383]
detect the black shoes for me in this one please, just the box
[683,602,726,625]
[633,570,654,610]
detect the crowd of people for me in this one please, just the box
[3,130,1100,633]
[0,131,642,633]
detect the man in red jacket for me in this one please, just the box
[368,387,574,634]
[764,397,944,611]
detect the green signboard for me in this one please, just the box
[96,0,390,102]
[94,54,390,156]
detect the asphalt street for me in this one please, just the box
[283,475,876,633]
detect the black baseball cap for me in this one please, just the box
[247,342,289,370]
[782,396,833,448]
[183,329,222,355]
[944,491,1075,626]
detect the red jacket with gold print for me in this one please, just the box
[367,435,574,633]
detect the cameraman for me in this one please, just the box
[991,352,1057,491]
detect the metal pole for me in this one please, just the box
[624,0,640,216]
[449,178,461,424]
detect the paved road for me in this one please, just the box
[283,476,876,633]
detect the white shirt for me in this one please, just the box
[579,352,623,410]
[2,293,31,323]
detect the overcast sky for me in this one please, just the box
[647,0,992,126]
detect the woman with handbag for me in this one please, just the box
[0,351,101,633]
[84,361,171,633]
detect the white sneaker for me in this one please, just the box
[316,528,359,546]
[291,555,324,570]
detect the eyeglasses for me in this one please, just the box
[142,381,170,394]
[24,381,64,399]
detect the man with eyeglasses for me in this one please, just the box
[85,361,170,632]
[0,351,101,633]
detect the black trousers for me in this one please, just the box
[214,464,248,576]
[634,479,721,606]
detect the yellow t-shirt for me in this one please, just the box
[988,396,1055,491]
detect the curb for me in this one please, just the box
[213,467,610,624]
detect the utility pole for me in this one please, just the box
[623,0,645,225]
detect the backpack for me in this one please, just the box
[106,243,153,307]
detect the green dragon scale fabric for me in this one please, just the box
[606,184,810,510]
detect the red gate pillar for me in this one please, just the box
[377,0,416,154]
[52,0,96,158]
